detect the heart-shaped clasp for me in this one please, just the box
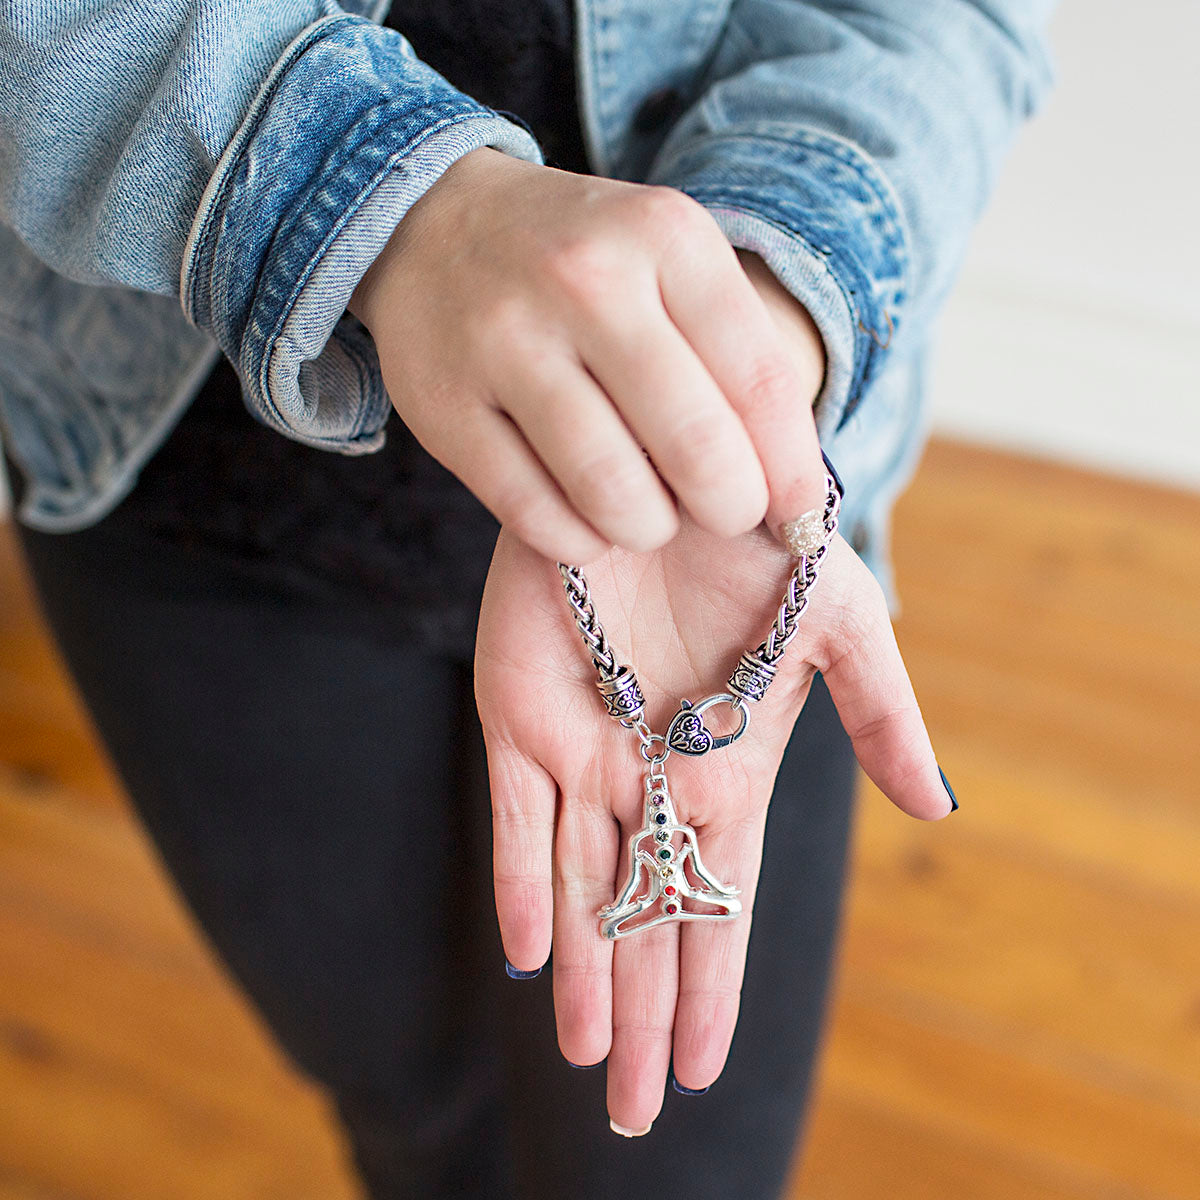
[665,693,749,758]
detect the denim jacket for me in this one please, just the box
[0,0,1054,600]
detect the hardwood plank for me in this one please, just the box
[790,441,1200,1199]
[0,530,124,815]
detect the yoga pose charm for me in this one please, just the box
[599,771,742,940]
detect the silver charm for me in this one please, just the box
[598,772,741,940]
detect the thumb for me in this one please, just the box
[731,247,831,544]
[818,544,954,822]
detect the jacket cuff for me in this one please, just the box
[181,14,544,451]
[645,127,909,437]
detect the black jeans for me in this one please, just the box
[13,502,858,1200]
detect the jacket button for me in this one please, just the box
[632,86,683,133]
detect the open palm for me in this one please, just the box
[475,517,951,1135]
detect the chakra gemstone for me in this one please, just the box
[653,812,667,825]
[654,830,669,842]
[665,903,679,915]
[657,847,673,861]
[664,885,676,896]
[650,794,665,806]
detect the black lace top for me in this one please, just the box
[108,1,587,656]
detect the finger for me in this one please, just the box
[498,349,680,554]
[552,796,618,1067]
[607,825,679,1135]
[672,810,764,1091]
[819,551,952,821]
[661,243,828,539]
[436,406,611,564]
[672,806,763,1089]
[572,296,769,541]
[486,735,558,972]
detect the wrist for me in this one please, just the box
[348,145,513,332]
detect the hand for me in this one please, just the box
[349,147,828,564]
[475,518,952,1135]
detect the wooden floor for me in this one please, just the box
[1,439,1198,1199]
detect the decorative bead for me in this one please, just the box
[727,650,778,704]
[596,665,645,722]
[653,812,667,825]
[664,885,676,896]
[657,846,673,861]
[781,507,827,558]
[665,902,679,915]
[654,829,670,842]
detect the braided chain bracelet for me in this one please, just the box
[557,457,843,940]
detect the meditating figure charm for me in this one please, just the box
[598,772,742,940]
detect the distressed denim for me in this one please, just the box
[0,0,1055,597]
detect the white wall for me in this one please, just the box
[927,0,1200,490]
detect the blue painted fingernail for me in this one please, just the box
[820,447,845,498]
[505,959,541,979]
[567,1060,603,1069]
[671,1077,710,1095]
[938,765,959,812]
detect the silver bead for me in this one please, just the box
[727,650,777,704]
[596,665,645,722]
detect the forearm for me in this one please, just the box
[0,4,543,454]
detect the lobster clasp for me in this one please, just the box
[665,693,749,757]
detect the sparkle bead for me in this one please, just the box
[664,886,676,896]
[665,902,679,915]
[653,812,667,825]
[657,847,673,861]
[781,507,826,558]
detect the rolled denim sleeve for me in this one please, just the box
[0,4,544,452]
[644,0,1056,442]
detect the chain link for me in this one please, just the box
[557,563,619,680]
[757,477,841,662]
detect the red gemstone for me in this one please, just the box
[665,903,679,914]
[664,885,676,896]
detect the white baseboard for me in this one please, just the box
[929,279,1200,491]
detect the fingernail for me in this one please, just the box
[938,765,959,812]
[820,447,845,498]
[610,1118,653,1137]
[567,1060,603,1069]
[671,1077,710,1095]
[505,959,541,979]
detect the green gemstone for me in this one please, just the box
[657,847,672,860]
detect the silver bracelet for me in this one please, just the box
[557,466,842,940]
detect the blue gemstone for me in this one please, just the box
[654,812,667,825]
